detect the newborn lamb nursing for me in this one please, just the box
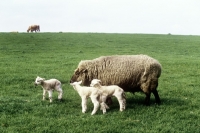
[34,76,63,103]
[90,79,126,113]
[70,81,103,115]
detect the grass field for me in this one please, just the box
[0,32,200,132]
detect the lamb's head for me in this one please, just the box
[34,76,45,86]
[70,80,82,86]
[90,79,101,87]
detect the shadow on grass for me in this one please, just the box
[125,95,187,109]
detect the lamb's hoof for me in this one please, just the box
[58,99,63,102]
[106,106,110,109]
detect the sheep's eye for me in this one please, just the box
[75,71,79,75]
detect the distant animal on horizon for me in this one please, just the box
[10,31,18,33]
[27,25,40,33]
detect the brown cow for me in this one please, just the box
[27,25,40,33]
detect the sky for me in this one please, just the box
[1,0,200,35]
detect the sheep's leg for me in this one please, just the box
[141,82,151,106]
[122,92,126,110]
[150,78,161,104]
[102,96,110,109]
[152,90,161,104]
[100,102,107,114]
[144,93,151,106]
[100,95,109,114]
[115,95,125,111]
[90,96,100,115]
[104,103,110,109]
[122,97,126,110]
[48,90,53,103]
[43,89,47,101]
[57,88,63,100]
[81,97,87,113]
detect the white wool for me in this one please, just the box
[34,76,63,103]
[70,80,108,115]
[90,79,126,113]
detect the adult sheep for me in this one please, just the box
[70,55,162,105]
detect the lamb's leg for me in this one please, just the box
[100,95,109,114]
[122,97,126,110]
[57,87,63,100]
[90,95,100,115]
[81,97,87,113]
[48,90,53,103]
[43,89,47,101]
[116,96,125,111]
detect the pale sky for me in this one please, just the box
[1,0,200,35]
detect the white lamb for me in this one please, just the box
[70,80,106,115]
[90,79,126,113]
[34,76,63,103]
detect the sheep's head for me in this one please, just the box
[70,67,90,85]
[90,79,101,87]
[34,76,45,86]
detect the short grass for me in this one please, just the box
[0,33,200,132]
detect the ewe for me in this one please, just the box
[34,76,63,103]
[90,79,126,113]
[70,81,107,115]
[70,54,161,105]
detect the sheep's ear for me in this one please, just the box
[75,68,80,75]
[74,68,78,72]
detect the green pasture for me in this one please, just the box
[0,33,200,132]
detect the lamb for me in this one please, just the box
[70,54,162,105]
[34,76,63,103]
[70,80,105,115]
[90,79,126,113]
